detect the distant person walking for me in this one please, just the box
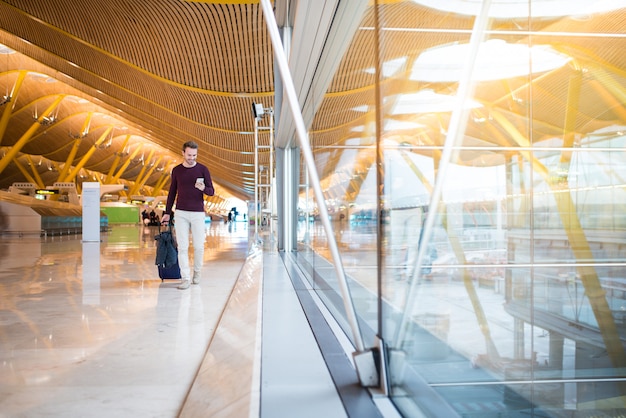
[161,141,214,289]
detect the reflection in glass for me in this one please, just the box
[296,1,626,416]
[411,0,626,18]
[410,40,571,82]
[82,241,101,305]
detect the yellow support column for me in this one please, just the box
[0,70,27,143]
[128,149,156,196]
[110,144,144,184]
[56,139,82,182]
[62,126,113,183]
[105,135,131,184]
[13,157,38,186]
[57,113,93,182]
[0,95,64,175]
[25,155,45,188]
[151,163,173,197]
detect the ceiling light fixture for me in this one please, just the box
[412,0,626,18]
[410,39,571,82]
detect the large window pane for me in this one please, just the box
[294,0,626,416]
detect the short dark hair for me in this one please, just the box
[182,141,198,152]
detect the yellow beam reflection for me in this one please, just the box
[491,109,626,376]
[400,148,501,359]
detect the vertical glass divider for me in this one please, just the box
[392,0,495,348]
[260,0,381,386]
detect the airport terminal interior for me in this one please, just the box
[1,0,626,417]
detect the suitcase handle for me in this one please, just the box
[158,221,174,233]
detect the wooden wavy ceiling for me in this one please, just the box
[0,0,625,203]
[0,0,274,200]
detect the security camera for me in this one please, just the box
[252,102,264,118]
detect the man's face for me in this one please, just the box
[182,147,197,166]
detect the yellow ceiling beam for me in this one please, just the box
[13,157,39,187]
[25,155,45,188]
[110,143,144,184]
[151,163,173,197]
[56,138,83,182]
[129,150,158,196]
[0,94,65,175]
[62,126,114,182]
[0,70,26,143]
[105,135,131,184]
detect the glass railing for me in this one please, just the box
[294,1,626,416]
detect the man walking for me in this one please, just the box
[161,141,214,289]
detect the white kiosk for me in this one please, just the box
[82,182,101,242]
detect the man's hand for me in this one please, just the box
[161,214,170,224]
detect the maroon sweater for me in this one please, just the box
[164,163,214,214]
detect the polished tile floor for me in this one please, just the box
[0,221,250,417]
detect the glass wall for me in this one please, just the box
[296,1,626,416]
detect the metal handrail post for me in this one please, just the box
[269,109,274,240]
[260,0,377,387]
[254,116,259,242]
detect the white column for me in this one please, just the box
[82,182,101,242]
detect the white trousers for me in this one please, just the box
[174,210,205,281]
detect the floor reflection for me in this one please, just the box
[0,221,249,417]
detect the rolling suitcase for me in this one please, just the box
[158,258,181,280]
[155,224,181,280]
